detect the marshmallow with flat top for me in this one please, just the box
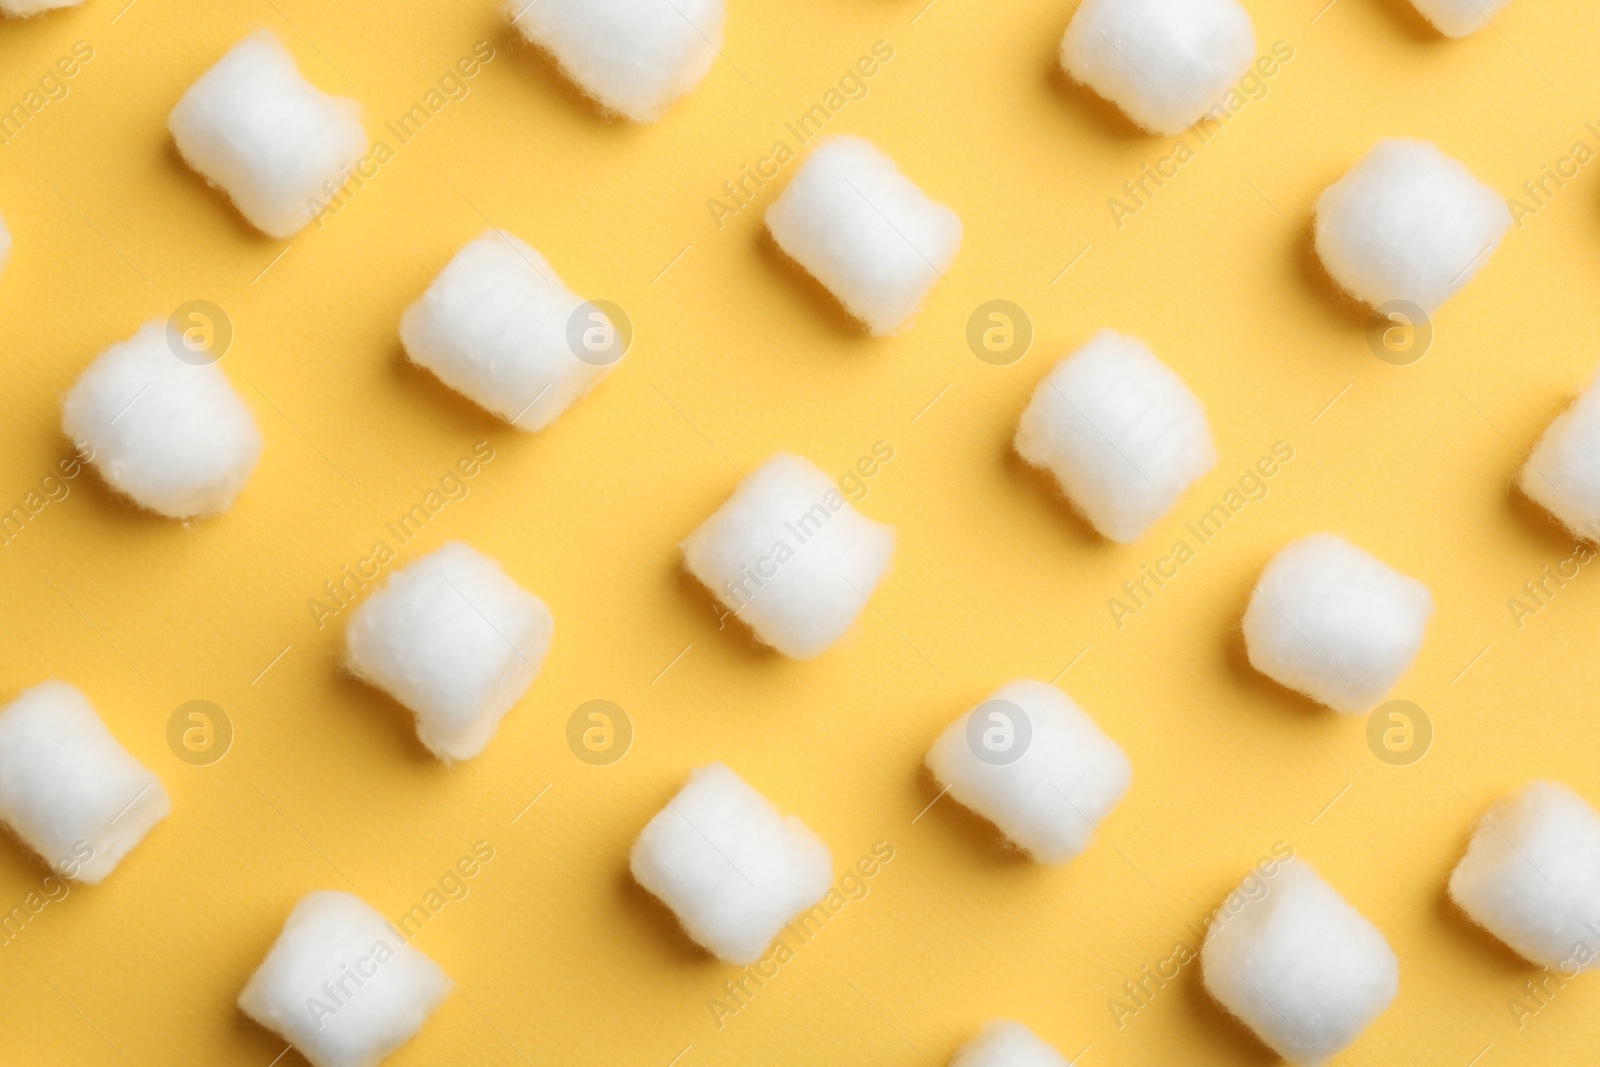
[1060,0,1255,135]
[1520,373,1600,542]
[1243,534,1432,713]
[1203,859,1398,1064]
[63,321,262,519]
[1314,139,1510,313]
[170,31,364,237]
[0,681,169,883]
[950,1020,1070,1067]
[505,0,722,122]
[1449,781,1600,969]
[682,453,894,659]
[1015,330,1215,543]
[240,891,450,1067]
[1409,0,1511,37]
[766,136,961,335]
[926,680,1130,864]
[346,542,553,761]
[631,763,832,964]
[400,230,621,431]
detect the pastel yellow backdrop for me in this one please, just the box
[0,0,1596,1062]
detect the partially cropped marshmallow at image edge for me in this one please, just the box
[1410,0,1511,37]
[949,1020,1070,1067]
[631,763,832,964]
[1243,533,1433,713]
[1449,781,1600,970]
[1203,859,1397,1063]
[240,891,449,1067]
[346,541,552,761]
[0,681,169,883]
[1521,372,1600,542]
[170,31,364,238]
[505,0,722,122]
[1060,0,1255,136]
[0,211,10,273]
[63,321,262,519]
[400,229,623,431]
[766,135,961,335]
[682,453,894,659]
[926,680,1130,864]
[1015,330,1215,543]
[1315,138,1510,313]
[0,0,82,15]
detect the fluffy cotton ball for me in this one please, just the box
[1521,373,1600,542]
[169,31,364,238]
[1203,859,1398,1064]
[1314,138,1510,314]
[240,891,450,1067]
[505,0,722,122]
[62,321,262,519]
[926,680,1129,865]
[1409,0,1512,37]
[400,230,620,432]
[1449,781,1600,969]
[1059,0,1255,136]
[346,542,552,761]
[0,0,83,15]
[1243,534,1432,713]
[682,453,894,659]
[950,1021,1070,1067]
[631,763,832,964]
[1015,330,1215,543]
[766,135,961,335]
[0,681,169,884]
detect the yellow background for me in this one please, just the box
[0,0,1597,1062]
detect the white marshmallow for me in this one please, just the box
[1449,781,1600,970]
[0,681,169,884]
[1521,372,1600,542]
[950,1021,1070,1067]
[766,135,961,336]
[169,31,364,238]
[0,0,82,15]
[0,211,10,272]
[1409,0,1511,37]
[1059,0,1255,136]
[346,542,552,761]
[630,763,832,964]
[1314,138,1510,314]
[682,453,894,659]
[1243,534,1432,714]
[1014,330,1215,543]
[1202,859,1398,1064]
[62,321,262,519]
[926,680,1129,865]
[400,230,620,432]
[240,891,450,1067]
[505,0,722,122]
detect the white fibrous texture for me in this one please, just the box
[1449,781,1600,970]
[1409,0,1511,37]
[400,230,619,432]
[0,0,82,15]
[239,891,450,1067]
[1521,372,1600,542]
[926,680,1130,865]
[504,0,722,122]
[682,453,894,659]
[1202,859,1398,1064]
[0,681,169,884]
[766,135,961,335]
[1015,330,1215,543]
[1059,0,1255,135]
[1243,534,1432,713]
[169,31,364,238]
[346,542,552,761]
[950,1020,1070,1067]
[630,763,832,964]
[62,321,262,519]
[1314,138,1510,313]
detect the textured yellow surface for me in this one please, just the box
[0,0,1598,1063]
